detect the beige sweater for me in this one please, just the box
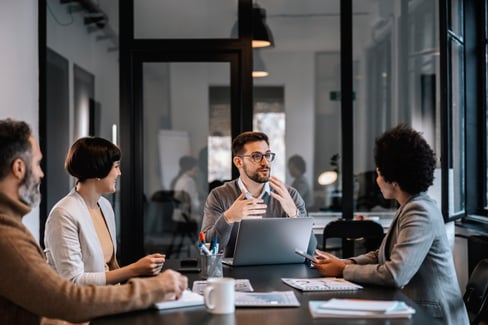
[0,192,167,324]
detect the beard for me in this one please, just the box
[243,163,270,183]
[19,166,41,207]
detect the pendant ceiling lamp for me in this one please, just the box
[252,3,274,48]
[252,49,268,78]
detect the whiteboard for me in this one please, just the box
[158,129,190,189]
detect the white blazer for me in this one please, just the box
[44,188,117,285]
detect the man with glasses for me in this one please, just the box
[201,131,316,257]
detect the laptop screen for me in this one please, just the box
[225,217,314,266]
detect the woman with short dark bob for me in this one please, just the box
[312,124,468,324]
[44,137,165,285]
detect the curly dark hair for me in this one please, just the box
[374,124,436,194]
[232,131,269,156]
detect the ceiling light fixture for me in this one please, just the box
[252,49,269,78]
[252,3,274,48]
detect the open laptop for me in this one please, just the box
[222,217,314,266]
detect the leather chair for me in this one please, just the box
[464,258,488,324]
[322,219,385,258]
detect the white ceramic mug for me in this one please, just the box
[203,277,235,314]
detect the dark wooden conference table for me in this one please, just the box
[91,259,439,325]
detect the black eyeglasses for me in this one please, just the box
[238,152,276,163]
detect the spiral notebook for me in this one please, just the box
[281,277,363,291]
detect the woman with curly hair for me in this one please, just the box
[312,124,468,325]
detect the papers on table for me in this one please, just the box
[193,279,298,307]
[153,290,204,310]
[282,277,363,291]
[192,279,254,295]
[309,298,415,318]
[235,291,300,307]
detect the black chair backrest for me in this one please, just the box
[468,235,488,276]
[150,190,177,232]
[322,219,385,258]
[464,258,488,324]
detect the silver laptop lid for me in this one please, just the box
[229,217,314,266]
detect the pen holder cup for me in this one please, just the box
[200,253,223,279]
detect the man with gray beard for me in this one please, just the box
[0,119,187,324]
[201,131,316,257]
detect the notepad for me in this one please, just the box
[153,290,204,310]
[309,298,415,318]
[235,290,300,307]
[282,277,363,291]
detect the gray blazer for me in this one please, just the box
[44,189,118,285]
[344,193,468,324]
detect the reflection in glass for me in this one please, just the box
[208,135,232,183]
[449,0,463,37]
[143,62,230,257]
[450,38,465,214]
[254,112,285,181]
[352,0,440,216]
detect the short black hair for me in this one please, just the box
[374,124,436,194]
[179,155,197,172]
[288,154,306,174]
[0,119,32,181]
[232,131,269,156]
[65,137,121,182]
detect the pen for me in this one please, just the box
[210,237,218,255]
[198,242,211,255]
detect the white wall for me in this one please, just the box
[0,1,39,241]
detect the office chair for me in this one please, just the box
[150,190,198,258]
[150,190,177,235]
[464,259,488,324]
[322,219,385,258]
[167,190,199,258]
[468,235,488,276]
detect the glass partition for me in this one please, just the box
[143,62,230,257]
[352,0,440,219]
[252,0,341,213]
[449,38,465,214]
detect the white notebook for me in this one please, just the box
[309,298,415,319]
[153,290,203,310]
